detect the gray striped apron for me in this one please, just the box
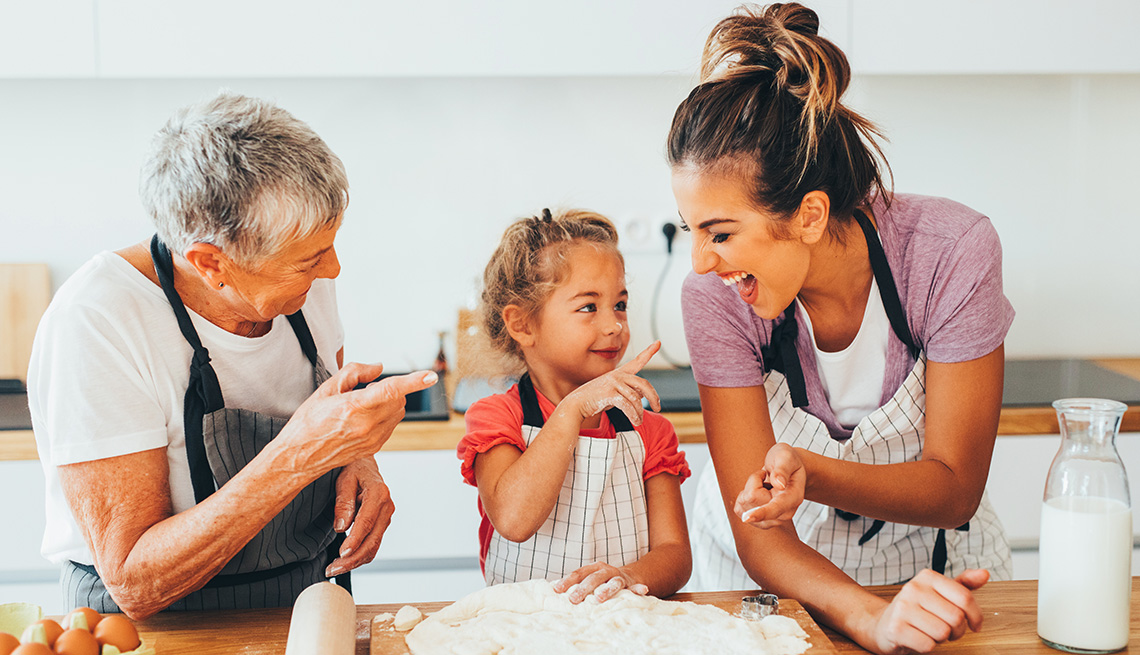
[691,209,1011,589]
[484,373,649,585]
[62,236,346,612]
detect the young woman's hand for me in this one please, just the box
[862,569,989,654]
[734,443,806,528]
[552,561,649,604]
[563,341,662,426]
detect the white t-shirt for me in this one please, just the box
[28,251,344,565]
[797,278,889,429]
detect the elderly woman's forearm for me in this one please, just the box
[63,444,319,619]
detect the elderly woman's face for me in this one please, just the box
[226,223,341,321]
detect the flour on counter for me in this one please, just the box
[404,580,810,655]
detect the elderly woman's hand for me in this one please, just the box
[273,362,438,477]
[325,457,394,577]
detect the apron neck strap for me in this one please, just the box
[853,209,920,359]
[517,373,634,432]
[285,311,319,368]
[151,234,225,501]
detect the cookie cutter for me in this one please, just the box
[741,593,779,619]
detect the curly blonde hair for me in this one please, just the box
[478,208,622,372]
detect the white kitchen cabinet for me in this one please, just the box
[7,0,1134,79]
[0,1,97,78]
[94,0,849,78]
[849,0,1140,74]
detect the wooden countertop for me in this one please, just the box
[119,578,1140,654]
[5,357,1139,462]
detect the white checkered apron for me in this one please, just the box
[484,400,650,585]
[693,354,1012,590]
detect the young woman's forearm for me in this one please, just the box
[800,453,983,528]
[737,526,888,649]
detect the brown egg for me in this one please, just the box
[60,609,101,632]
[22,622,62,648]
[50,629,98,655]
[0,632,21,655]
[9,644,53,655]
[92,616,139,652]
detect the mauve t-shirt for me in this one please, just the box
[681,193,1014,441]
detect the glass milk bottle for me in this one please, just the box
[1038,398,1132,653]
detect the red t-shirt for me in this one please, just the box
[457,383,691,570]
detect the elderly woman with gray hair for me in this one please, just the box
[27,92,435,618]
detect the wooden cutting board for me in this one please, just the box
[0,263,51,382]
[370,594,836,654]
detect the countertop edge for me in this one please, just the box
[5,405,1139,462]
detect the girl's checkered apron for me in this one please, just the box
[484,373,650,585]
[692,210,1012,590]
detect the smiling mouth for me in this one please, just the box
[591,349,620,359]
[718,271,750,286]
[719,271,759,304]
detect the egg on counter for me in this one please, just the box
[53,629,99,655]
[93,616,139,652]
[0,632,20,655]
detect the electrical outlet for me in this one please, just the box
[618,216,682,255]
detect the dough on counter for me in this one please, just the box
[394,605,424,631]
[405,580,810,655]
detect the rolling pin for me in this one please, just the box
[284,582,356,655]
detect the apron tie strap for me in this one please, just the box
[151,236,226,501]
[760,305,809,408]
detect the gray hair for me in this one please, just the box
[140,92,349,264]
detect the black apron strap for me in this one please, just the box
[151,236,225,503]
[518,373,636,433]
[931,522,971,575]
[286,311,320,368]
[517,373,545,427]
[852,209,920,359]
[759,305,809,408]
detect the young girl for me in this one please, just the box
[457,208,692,603]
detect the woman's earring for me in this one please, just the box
[218,282,225,289]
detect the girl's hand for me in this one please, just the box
[563,341,662,426]
[734,443,805,528]
[552,562,649,604]
[864,569,989,654]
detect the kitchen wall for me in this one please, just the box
[2,73,1139,368]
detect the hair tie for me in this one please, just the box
[541,208,553,223]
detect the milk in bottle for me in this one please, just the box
[1037,398,1131,653]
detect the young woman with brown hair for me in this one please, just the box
[671,4,1013,652]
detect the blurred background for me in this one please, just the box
[1,0,1138,610]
